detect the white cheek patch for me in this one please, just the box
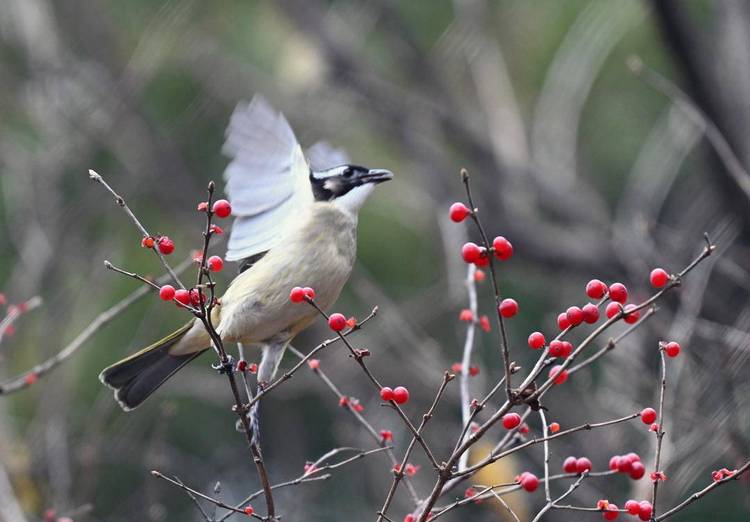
[333,184,375,214]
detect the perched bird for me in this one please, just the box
[99,97,392,437]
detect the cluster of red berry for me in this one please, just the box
[380,386,410,405]
[450,362,479,376]
[562,456,592,474]
[608,452,646,480]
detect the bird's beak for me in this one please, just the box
[360,169,394,185]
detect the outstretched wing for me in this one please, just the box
[222,96,312,262]
[306,141,350,171]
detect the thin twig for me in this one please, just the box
[458,263,478,472]
[530,471,589,522]
[0,296,42,346]
[651,344,668,517]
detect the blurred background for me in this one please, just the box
[1,0,749,520]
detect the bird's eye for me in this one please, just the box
[343,169,353,178]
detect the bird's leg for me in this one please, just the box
[211,354,235,374]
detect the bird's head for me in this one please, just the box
[309,165,393,213]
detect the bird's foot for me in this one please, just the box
[212,355,235,375]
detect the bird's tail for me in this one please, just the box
[99,322,207,411]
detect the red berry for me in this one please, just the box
[640,407,657,424]
[451,362,463,373]
[392,386,410,404]
[237,360,248,372]
[617,455,633,473]
[576,457,592,474]
[174,289,191,306]
[380,387,395,401]
[461,242,482,263]
[380,430,393,441]
[623,304,640,324]
[307,359,320,370]
[474,248,489,266]
[650,423,660,432]
[563,456,578,473]
[549,365,569,385]
[638,501,653,521]
[458,309,473,322]
[499,298,518,318]
[519,423,529,434]
[449,202,471,222]
[608,283,628,303]
[189,289,205,306]
[492,236,513,260]
[159,285,176,301]
[664,341,681,357]
[528,331,546,349]
[474,269,486,282]
[502,412,521,429]
[289,287,306,303]
[339,396,349,407]
[561,341,573,357]
[213,199,232,218]
[303,287,316,299]
[566,306,584,326]
[469,365,480,376]
[586,279,608,299]
[609,456,620,471]
[520,473,539,492]
[141,236,155,248]
[244,505,254,516]
[328,313,347,331]
[603,504,619,520]
[557,312,570,330]
[404,516,415,522]
[549,422,560,433]
[650,268,669,288]
[479,315,491,332]
[157,236,175,255]
[248,363,257,374]
[605,302,622,319]
[549,340,564,357]
[207,255,224,272]
[626,452,641,462]
[582,303,599,323]
[24,372,37,385]
[629,461,646,480]
[624,500,640,515]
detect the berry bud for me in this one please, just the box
[449,202,471,222]
[499,298,518,318]
[380,387,395,401]
[608,283,628,303]
[392,386,410,404]
[197,201,208,212]
[210,224,223,235]
[207,255,224,272]
[650,268,669,288]
[502,412,521,429]
[212,199,232,218]
[492,236,513,260]
[640,407,657,424]
[328,313,347,331]
[159,285,176,301]
[528,331,546,350]
[157,236,175,255]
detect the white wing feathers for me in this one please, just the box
[222,97,312,262]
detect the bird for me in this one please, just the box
[99,96,392,439]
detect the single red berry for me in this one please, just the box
[303,287,315,299]
[141,236,155,248]
[608,282,628,303]
[586,279,608,299]
[629,461,646,480]
[449,202,471,222]
[451,362,463,373]
[623,304,640,324]
[474,269,486,282]
[461,242,482,263]
[380,430,393,441]
[189,288,205,306]
[617,455,633,473]
[328,313,347,331]
[626,452,641,462]
[289,287,306,303]
[392,386,410,404]
[492,236,513,260]
[605,302,622,319]
[576,457,592,474]
[549,340,564,357]
[43,509,56,522]
[380,387,395,401]
[248,363,258,373]
[159,285,176,301]
[582,303,599,323]
[650,423,660,432]
[237,360,248,372]
[528,331,546,350]
[243,505,254,516]
[207,255,224,272]
[549,365,569,385]
[566,306,584,326]
[549,422,560,433]
[469,365,480,376]
[557,312,571,330]
[157,236,175,255]
[346,317,357,328]
[520,472,539,492]
[624,500,640,515]
[339,396,349,407]
[307,359,320,370]
[174,289,191,306]
[212,199,232,218]
[464,487,477,499]
[405,463,419,476]
[353,402,364,412]
[640,407,657,424]
[603,504,619,520]
[404,515,415,522]
[609,456,620,471]
[502,412,521,429]
[561,341,573,357]
[474,248,489,266]
[650,268,669,288]
[24,373,38,385]
[458,309,473,322]
[638,501,653,521]
[479,315,491,332]
[563,456,578,473]
[210,224,223,235]
[664,341,681,357]
[499,298,518,318]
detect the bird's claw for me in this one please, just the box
[212,355,235,374]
